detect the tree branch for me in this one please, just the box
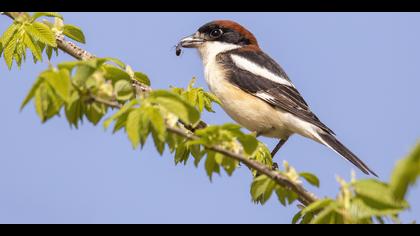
[88,95,122,109]
[85,94,318,206]
[166,126,318,206]
[4,12,319,206]
[3,12,151,94]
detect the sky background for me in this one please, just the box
[0,13,419,224]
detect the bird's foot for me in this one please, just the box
[271,162,279,171]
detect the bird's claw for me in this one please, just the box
[272,162,279,170]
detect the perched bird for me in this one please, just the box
[177,20,377,176]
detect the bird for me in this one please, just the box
[177,20,377,176]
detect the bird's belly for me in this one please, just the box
[204,67,292,139]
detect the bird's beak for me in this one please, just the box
[178,32,205,48]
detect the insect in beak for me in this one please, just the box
[176,42,182,56]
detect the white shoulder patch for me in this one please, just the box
[230,54,294,87]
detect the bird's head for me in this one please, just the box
[178,20,259,59]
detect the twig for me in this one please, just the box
[166,126,318,206]
[55,34,95,60]
[89,95,122,109]
[4,12,319,206]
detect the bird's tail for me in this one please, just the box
[316,132,378,177]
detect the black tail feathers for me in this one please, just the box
[318,132,378,177]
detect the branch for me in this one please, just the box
[86,95,318,206]
[4,12,319,206]
[88,95,122,109]
[3,12,151,94]
[166,126,318,206]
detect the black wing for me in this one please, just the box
[217,49,334,135]
[217,48,380,176]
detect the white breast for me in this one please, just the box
[196,42,284,138]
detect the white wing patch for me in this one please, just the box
[255,91,276,103]
[230,54,295,87]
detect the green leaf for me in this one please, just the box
[24,22,57,47]
[165,132,178,152]
[32,12,63,21]
[14,52,21,68]
[190,144,202,159]
[73,65,97,87]
[275,187,287,206]
[103,57,126,68]
[34,85,45,121]
[57,61,86,71]
[33,82,63,123]
[205,151,220,181]
[148,90,200,125]
[349,197,404,220]
[134,71,151,86]
[103,65,131,83]
[126,109,142,149]
[151,128,165,155]
[15,41,26,68]
[250,143,273,173]
[220,123,242,132]
[174,142,190,165]
[300,211,315,224]
[133,106,150,148]
[186,88,198,106]
[46,45,53,60]
[114,80,134,101]
[85,103,106,125]
[3,32,18,69]
[251,175,275,204]
[42,69,72,103]
[300,172,320,188]
[390,142,420,201]
[204,91,222,106]
[310,205,337,224]
[237,134,258,155]
[165,132,177,152]
[103,99,138,129]
[65,92,83,128]
[63,24,86,44]
[0,23,19,46]
[302,198,334,215]
[221,156,238,176]
[112,112,130,134]
[292,211,303,224]
[274,185,298,206]
[23,33,42,62]
[38,40,46,54]
[196,91,205,112]
[285,189,298,205]
[146,106,166,142]
[214,152,224,165]
[21,76,44,110]
[194,152,204,167]
[353,179,408,209]
[187,77,197,90]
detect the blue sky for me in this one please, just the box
[0,13,419,223]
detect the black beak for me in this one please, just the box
[178,32,205,48]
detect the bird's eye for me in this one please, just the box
[209,29,223,38]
